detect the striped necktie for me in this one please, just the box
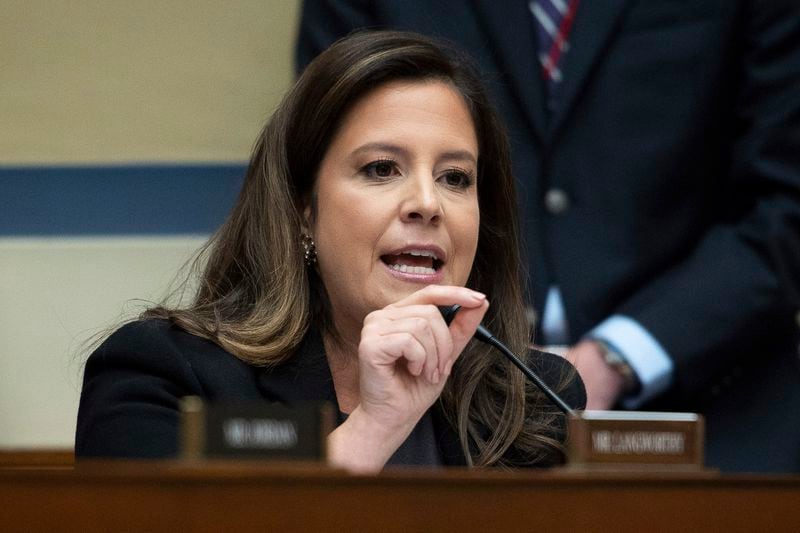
[530,0,580,94]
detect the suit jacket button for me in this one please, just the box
[545,188,570,214]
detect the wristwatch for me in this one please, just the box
[594,339,641,395]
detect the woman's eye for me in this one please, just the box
[362,160,398,179]
[442,170,474,189]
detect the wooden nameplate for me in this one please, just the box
[567,410,705,470]
[180,396,334,461]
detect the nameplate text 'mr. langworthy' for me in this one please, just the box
[568,411,705,470]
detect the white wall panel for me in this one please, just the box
[0,236,206,447]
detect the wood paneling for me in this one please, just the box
[0,460,798,532]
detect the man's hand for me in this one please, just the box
[564,340,626,410]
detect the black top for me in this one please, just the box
[76,319,586,466]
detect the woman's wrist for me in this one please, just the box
[327,405,416,473]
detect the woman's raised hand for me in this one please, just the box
[358,285,487,424]
[328,285,488,472]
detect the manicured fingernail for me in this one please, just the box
[432,368,440,384]
[472,291,486,301]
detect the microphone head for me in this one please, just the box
[438,304,493,343]
[437,304,462,326]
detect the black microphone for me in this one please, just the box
[439,305,576,416]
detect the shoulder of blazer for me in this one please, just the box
[528,349,587,412]
[76,320,264,458]
[88,319,260,398]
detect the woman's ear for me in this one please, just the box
[301,192,317,233]
[302,204,313,231]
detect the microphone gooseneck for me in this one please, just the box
[439,305,576,416]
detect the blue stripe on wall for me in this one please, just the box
[0,164,246,235]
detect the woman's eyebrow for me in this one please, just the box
[351,143,477,165]
[351,142,408,158]
[439,149,477,165]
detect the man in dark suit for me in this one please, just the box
[296,0,800,472]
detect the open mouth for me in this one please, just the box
[380,250,444,275]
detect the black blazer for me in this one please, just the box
[76,319,586,465]
[296,0,800,473]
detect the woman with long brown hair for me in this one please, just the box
[76,31,584,471]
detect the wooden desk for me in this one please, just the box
[0,449,74,469]
[1,461,798,532]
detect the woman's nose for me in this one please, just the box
[401,175,442,224]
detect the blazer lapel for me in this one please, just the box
[472,0,548,142]
[547,0,631,138]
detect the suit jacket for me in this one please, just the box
[76,319,586,466]
[296,0,800,472]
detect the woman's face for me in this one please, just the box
[310,80,480,336]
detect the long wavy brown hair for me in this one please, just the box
[146,30,568,467]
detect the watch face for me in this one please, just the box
[597,341,622,365]
[597,341,639,394]
[604,349,625,366]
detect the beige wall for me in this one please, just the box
[0,1,300,448]
[1,0,299,163]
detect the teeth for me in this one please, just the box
[406,250,439,260]
[390,264,436,275]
